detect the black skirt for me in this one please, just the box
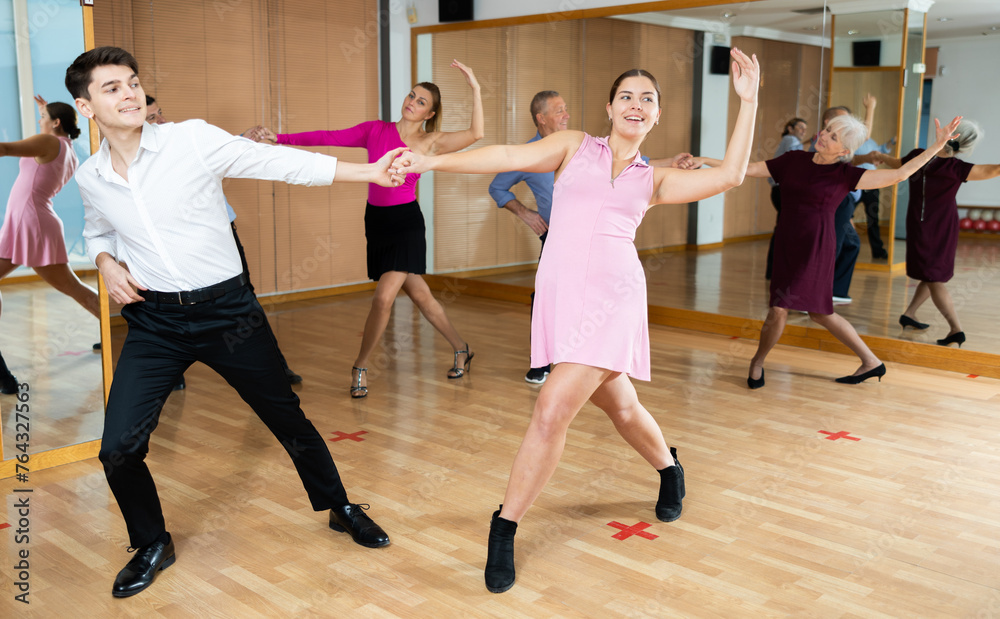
[364,200,427,281]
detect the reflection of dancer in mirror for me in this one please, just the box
[876,120,1000,347]
[765,117,808,279]
[819,95,877,305]
[853,95,895,261]
[395,48,761,593]
[145,94,302,388]
[692,115,962,387]
[67,47,397,598]
[248,60,483,398]
[0,95,98,394]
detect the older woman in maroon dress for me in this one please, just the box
[878,121,1000,347]
[692,114,962,387]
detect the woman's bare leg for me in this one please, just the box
[401,273,469,371]
[33,264,100,319]
[926,281,963,335]
[749,306,789,380]
[352,271,409,389]
[809,311,881,375]
[0,258,20,319]
[902,281,931,322]
[498,363,611,523]
[588,372,673,470]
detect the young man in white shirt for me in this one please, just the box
[67,46,401,598]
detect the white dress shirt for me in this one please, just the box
[78,120,337,292]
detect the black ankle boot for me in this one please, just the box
[656,447,685,522]
[484,506,517,593]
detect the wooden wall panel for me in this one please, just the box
[634,23,693,250]
[93,0,378,294]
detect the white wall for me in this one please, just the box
[929,37,1000,206]
[697,33,731,245]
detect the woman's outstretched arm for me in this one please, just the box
[857,116,962,190]
[395,130,582,177]
[968,164,1000,181]
[686,156,772,179]
[0,134,60,159]
[425,60,485,155]
[648,48,760,205]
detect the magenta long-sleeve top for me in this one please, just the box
[276,120,419,206]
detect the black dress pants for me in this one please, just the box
[833,194,861,298]
[232,223,293,373]
[859,189,885,256]
[99,284,349,548]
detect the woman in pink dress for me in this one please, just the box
[396,49,761,593]
[875,121,1000,348]
[690,114,962,388]
[250,61,483,397]
[0,96,99,394]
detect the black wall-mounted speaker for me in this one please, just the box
[709,46,731,75]
[852,40,881,67]
[439,0,473,23]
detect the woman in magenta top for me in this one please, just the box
[395,50,761,593]
[0,96,99,394]
[691,114,962,388]
[876,120,1000,348]
[253,61,484,397]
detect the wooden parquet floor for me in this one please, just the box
[2,291,999,617]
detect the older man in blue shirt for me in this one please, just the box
[489,91,567,383]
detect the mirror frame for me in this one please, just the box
[0,2,102,479]
[411,0,1000,380]
[827,8,927,273]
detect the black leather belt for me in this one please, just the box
[138,273,248,305]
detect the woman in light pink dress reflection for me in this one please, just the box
[395,50,761,593]
[0,96,99,393]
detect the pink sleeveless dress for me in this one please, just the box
[0,136,78,267]
[531,134,654,380]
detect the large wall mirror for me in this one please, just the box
[414,0,1000,377]
[1,0,102,477]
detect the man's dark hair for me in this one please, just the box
[65,46,140,100]
[530,91,560,128]
[146,95,156,106]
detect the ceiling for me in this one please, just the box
[640,0,1000,43]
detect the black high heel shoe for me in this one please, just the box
[835,363,886,384]
[936,332,966,348]
[350,366,368,398]
[899,315,930,330]
[448,345,474,379]
[747,368,765,390]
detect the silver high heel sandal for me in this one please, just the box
[447,345,474,379]
[350,366,368,398]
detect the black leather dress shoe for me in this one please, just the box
[112,533,176,598]
[329,504,390,548]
